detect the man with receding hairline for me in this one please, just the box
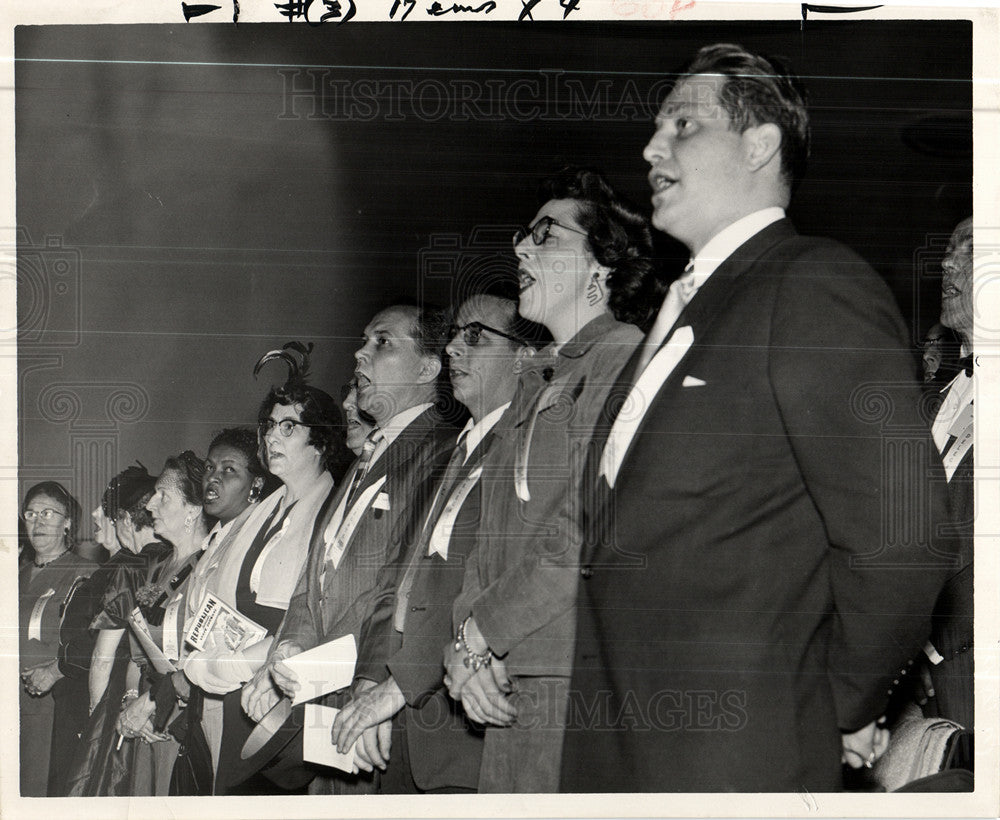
[563,43,954,792]
[230,303,456,795]
[329,293,535,793]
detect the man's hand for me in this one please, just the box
[241,641,303,722]
[116,692,170,743]
[20,659,63,697]
[354,718,393,773]
[333,676,406,754]
[459,657,517,727]
[841,719,890,769]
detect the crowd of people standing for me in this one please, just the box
[18,42,974,797]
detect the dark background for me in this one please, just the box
[16,20,972,520]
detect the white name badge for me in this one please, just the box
[162,592,184,662]
[250,513,291,594]
[324,475,387,571]
[943,402,973,482]
[428,466,483,560]
[28,588,56,642]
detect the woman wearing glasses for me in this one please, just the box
[446,166,658,792]
[171,344,344,794]
[19,481,95,795]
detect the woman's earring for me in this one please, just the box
[586,272,605,307]
[184,516,193,532]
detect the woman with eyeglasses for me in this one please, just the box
[170,344,346,795]
[445,166,658,792]
[19,480,96,795]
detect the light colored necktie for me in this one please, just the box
[636,263,696,374]
[346,427,384,507]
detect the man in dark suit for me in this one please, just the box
[235,303,456,793]
[561,43,956,792]
[328,293,535,792]
[923,216,974,730]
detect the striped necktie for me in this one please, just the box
[346,427,384,507]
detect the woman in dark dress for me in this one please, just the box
[107,452,210,795]
[178,345,345,794]
[18,481,94,796]
[64,464,170,796]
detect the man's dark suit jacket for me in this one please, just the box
[927,377,973,730]
[561,219,956,792]
[353,424,508,791]
[219,406,455,790]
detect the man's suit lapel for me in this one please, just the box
[305,477,349,637]
[581,219,799,565]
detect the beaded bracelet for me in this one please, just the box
[120,688,140,709]
[455,616,493,672]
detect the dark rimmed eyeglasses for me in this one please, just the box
[22,508,67,523]
[513,216,589,249]
[259,418,310,437]
[449,321,526,347]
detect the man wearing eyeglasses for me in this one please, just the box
[437,167,655,793]
[328,293,537,793]
[237,303,457,795]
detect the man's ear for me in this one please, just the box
[743,123,782,173]
[417,355,443,384]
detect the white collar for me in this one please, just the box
[459,401,510,464]
[375,402,434,453]
[202,516,236,550]
[690,207,786,284]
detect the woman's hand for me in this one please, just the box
[20,659,63,697]
[116,692,170,743]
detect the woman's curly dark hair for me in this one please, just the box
[539,166,659,327]
[101,463,157,531]
[254,342,346,474]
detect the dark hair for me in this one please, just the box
[210,426,281,500]
[160,451,207,507]
[102,463,157,531]
[209,428,268,480]
[681,43,810,188]
[257,383,342,472]
[22,480,82,548]
[400,302,451,362]
[540,166,658,327]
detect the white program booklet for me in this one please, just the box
[283,633,358,707]
[302,704,360,774]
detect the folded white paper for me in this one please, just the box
[303,704,359,773]
[283,634,358,707]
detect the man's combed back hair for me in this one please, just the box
[683,43,810,188]
[540,166,658,327]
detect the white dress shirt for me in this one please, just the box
[600,208,786,487]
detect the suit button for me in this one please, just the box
[580,565,593,579]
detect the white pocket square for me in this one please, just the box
[682,375,706,387]
[372,492,391,511]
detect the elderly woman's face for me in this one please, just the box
[24,492,71,557]
[145,469,195,544]
[514,198,599,331]
[260,402,322,481]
